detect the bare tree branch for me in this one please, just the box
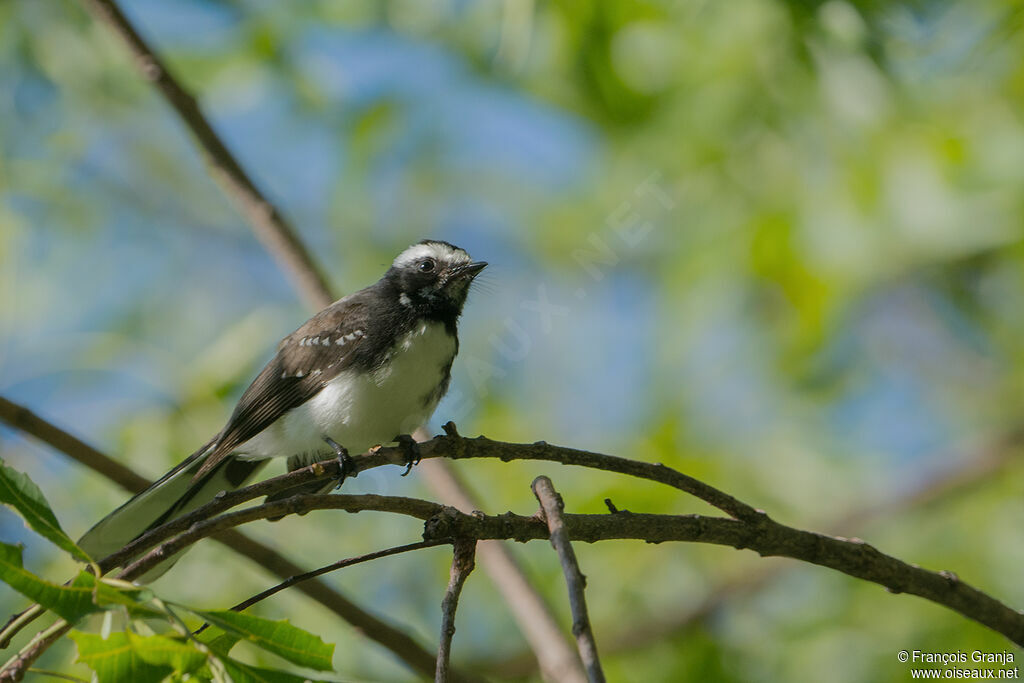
[74,0,334,310]
[435,540,477,683]
[7,472,1024,674]
[87,486,1024,647]
[531,477,605,683]
[0,620,73,683]
[115,494,444,582]
[84,424,761,578]
[0,396,461,682]
[479,426,1024,676]
[419,455,587,683]
[31,420,1013,647]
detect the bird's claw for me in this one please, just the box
[323,436,355,489]
[395,434,421,476]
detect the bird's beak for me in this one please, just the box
[451,261,488,280]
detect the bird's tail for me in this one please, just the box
[78,440,267,581]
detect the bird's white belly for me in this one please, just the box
[236,321,455,460]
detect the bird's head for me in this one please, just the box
[385,240,487,315]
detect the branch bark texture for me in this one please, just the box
[532,477,606,683]
[435,540,477,683]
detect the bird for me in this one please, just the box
[79,240,486,574]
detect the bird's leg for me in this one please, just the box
[323,436,355,489]
[395,434,421,476]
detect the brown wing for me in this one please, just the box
[194,294,372,479]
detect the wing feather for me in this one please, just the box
[194,295,373,478]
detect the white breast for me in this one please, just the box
[235,321,456,461]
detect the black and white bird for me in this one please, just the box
[79,240,486,570]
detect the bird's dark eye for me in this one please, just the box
[418,259,436,273]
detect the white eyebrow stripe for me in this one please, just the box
[392,242,471,268]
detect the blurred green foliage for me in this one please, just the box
[2,0,1023,681]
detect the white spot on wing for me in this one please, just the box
[232,321,456,464]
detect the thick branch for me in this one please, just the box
[435,540,476,683]
[75,0,333,310]
[89,423,754,575]
[531,477,605,683]
[116,494,446,581]
[102,490,1024,646]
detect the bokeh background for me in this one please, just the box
[2,0,1024,681]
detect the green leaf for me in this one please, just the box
[87,576,162,618]
[195,610,334,672]
[220,657,332,683]
[129,632,207,674]
[197,625,241,658]
[0,542,158,621]
[71,631,175,683]
[0,459,89,561]
[0,543,98,621]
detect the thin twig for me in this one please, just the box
[418,456,587,683]
[223,540,447,619]
[531,477,605,683]
[75,0,334,310]
[0,396,465,682]
[0,605,45,650]
[435,540,476,683]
